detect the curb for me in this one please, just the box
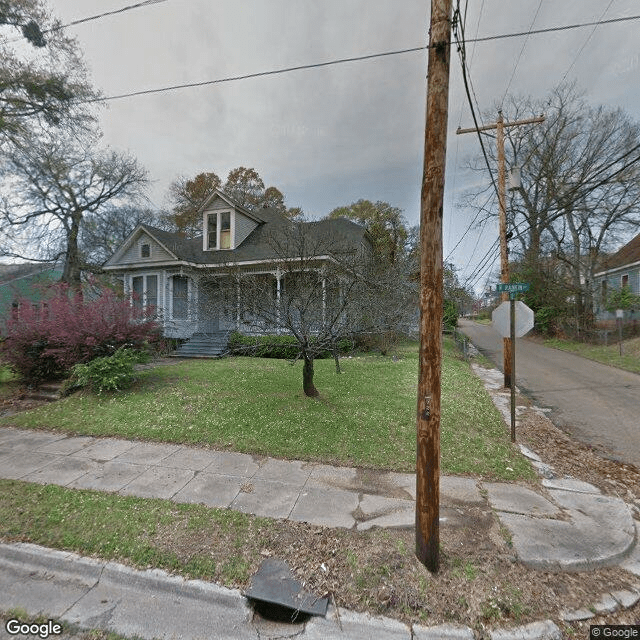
[0,542,572,640]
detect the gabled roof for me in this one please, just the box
[104,210,368,270]
[199,189,266,223]
[596,232,640,275]
[103,224,180,268]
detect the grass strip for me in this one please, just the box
[1,340,533,480]
[544,336,640,374]
[0,479,267,585]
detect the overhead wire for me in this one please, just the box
[0,0,169,46]
[559,0,616,86]
[49,11,639,103]
[501,0,544,107]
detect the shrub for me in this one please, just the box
[69,348,147,394]
[443,299,458,331]
[1,284,161,383]
[227,332,355,359]
[534,306,557,335]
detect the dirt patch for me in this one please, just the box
[147,490,639,635]
[517,403,640,509]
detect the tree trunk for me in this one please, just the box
[332,340,342,374]
[302,353,319,397]
[62,210,84,291]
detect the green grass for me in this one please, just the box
[544,335,640,374]
[0,479,263,584]
[1,339,533,480]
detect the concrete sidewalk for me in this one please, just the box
[0,424,636,572]
[0,360,639,638]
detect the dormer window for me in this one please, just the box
[205,210,234,250]
[220,212,231,249]
[140,242,151,258]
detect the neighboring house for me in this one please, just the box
[594,232,640,322]
[0,264,63,331]
[103,190,370,352]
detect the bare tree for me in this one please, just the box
[80,205,165,266]
[0,130,148,288]
[464,83,640,329]
[214,218,414,397]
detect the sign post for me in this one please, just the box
[616,309,624,356]
[510,298,516,441]
[492,284,533,442]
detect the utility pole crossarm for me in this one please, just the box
[456,115,545,135]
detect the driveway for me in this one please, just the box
[459,318,640,467]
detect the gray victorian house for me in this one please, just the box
[104,190,369,355]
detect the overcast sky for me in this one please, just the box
[40,0,640,291]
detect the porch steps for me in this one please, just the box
[23,382,63,402]
[172,331,230,358]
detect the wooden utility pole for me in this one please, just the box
[457,113,544,387]
[416,0,453,573]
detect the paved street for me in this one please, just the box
[459,318,640,467]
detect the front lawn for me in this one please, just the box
[1,340,532,480]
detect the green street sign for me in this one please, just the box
[496,282,530,293]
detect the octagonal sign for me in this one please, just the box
[492,301,535,338]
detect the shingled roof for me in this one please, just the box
[127,209,368,267]
[597,232,640,273]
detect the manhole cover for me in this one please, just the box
[245,558,329,617]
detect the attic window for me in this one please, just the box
[141,243,151,258]
[205,210,234,250]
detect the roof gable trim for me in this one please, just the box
[103,225,180,267]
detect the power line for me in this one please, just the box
[80,46,429,103]
[501,0,544,106]
[0,0,169,46]
[69,12,640,104]
[559,0,615,86]
[57,0,169,31]
[465,13,640,44]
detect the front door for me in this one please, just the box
[198,280,220,333]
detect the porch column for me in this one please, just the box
[275,269,282,333]
[236,277,241,331]
[322,276,327,329]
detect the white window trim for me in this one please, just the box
[203,209,235,251]
[129,273,160,310]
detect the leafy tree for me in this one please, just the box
[166,172,221,237]
[0,0,99,143]
[327,200,409,265]
[606,285,640,312]
[165,168,302,236]
[0,130,148,288]
[223,166,265,210]
[444,262,474,317]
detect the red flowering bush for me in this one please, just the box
[1,284,161,383]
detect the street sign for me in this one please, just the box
[492,301,535,338]
[496,282,530,295]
